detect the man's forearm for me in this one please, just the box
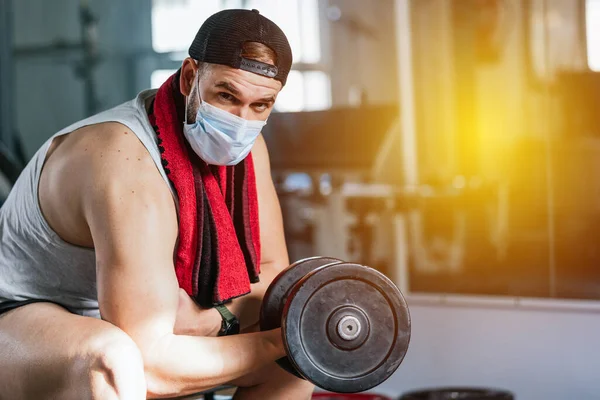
[143,328,285,398]
[173,260,289,338]
[228,260,287,329]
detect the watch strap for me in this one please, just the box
[215,304,236,322]
[215,304,239,336]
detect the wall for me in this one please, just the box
[474,0,587,178]
[12,0,152,156]
[11,0,399,156]
[410,0,457,181]
[381,1,600,399]
[376,296,600,400]
[325,0,399,107]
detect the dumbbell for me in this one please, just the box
[259,257,411,393]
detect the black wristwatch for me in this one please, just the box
[215,304,240,336]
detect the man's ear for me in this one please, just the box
[180,58,199,96]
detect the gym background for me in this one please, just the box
[0,0,598,399]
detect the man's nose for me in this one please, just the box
[235,106,250,120]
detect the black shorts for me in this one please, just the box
[0,299,63,317]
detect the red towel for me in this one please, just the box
[148,71,261,307]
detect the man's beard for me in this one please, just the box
[186,82,200,124]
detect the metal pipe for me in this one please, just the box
[395,0,418,188]
[0,0,15,147]
[541,0,557,298]
[78,0,101,116]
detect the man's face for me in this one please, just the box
[184,59,282,123]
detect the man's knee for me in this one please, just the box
[69,330,146,400]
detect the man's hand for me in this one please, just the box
[174,289,222,337]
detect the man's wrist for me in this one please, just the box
[215,304,240,336]
[208,307,223,336]
[268,328,286,358]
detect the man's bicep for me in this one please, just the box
[84,163,180,350]
[253,135,288,267]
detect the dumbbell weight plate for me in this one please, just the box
[281,263,411,393]
[260,256,343,377]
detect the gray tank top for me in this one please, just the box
[0,90,174,318]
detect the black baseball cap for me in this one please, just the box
[188,9,293,86]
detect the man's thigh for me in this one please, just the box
[0,302,143,400]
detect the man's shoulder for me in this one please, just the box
[59,122,154,167]
[76,121,147,150]
[48,122,168,201]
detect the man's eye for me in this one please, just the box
[254,103,268,112]
[219,92,234,102]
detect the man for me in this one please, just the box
[0,9,315,400]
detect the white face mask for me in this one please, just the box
[183,76,268,166]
